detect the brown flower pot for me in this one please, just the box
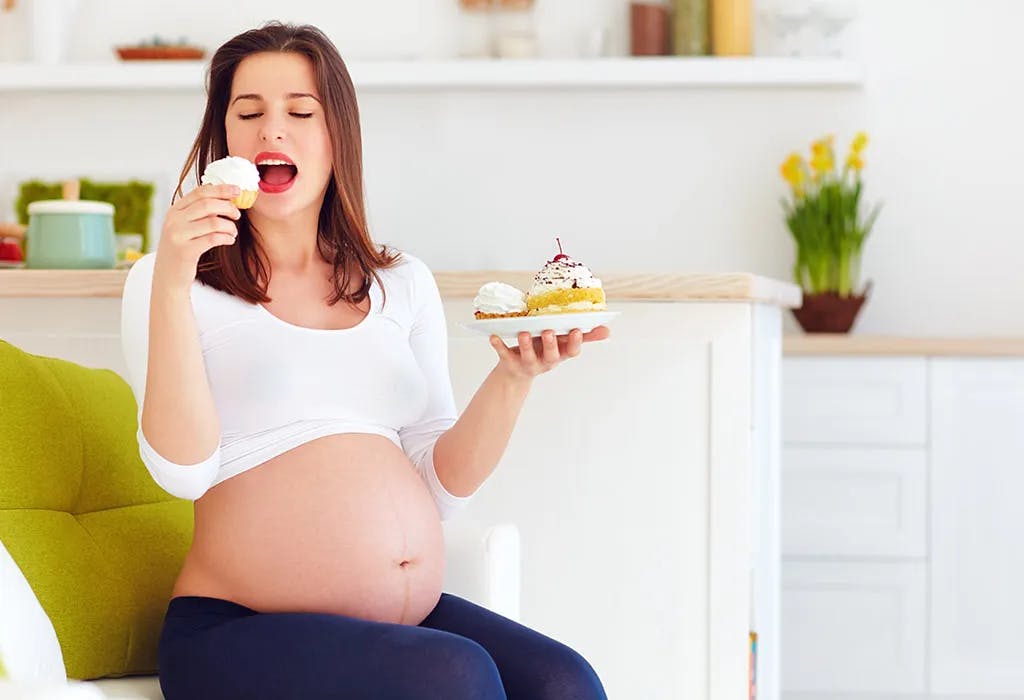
[792,290,869,334]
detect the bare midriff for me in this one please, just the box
[171,433,446,626]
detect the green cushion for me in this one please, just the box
[0,654,6,678]
[0,340,193,680]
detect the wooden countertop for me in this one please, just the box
[0,268,802,307]
[784,334,1024,357]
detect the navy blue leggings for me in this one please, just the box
[158,593,607,700]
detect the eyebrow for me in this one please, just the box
[230,92,321,106]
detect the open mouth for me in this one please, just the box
[255,152,298,194]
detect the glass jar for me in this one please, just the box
[457,0,494,59]
[671,0,709,56]
[710,0,752,56]
[493,0,538,59]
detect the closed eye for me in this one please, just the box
[238,113,314,120]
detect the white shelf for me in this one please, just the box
[0,57,863,92]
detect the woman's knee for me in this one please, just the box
[524,644,607,700]
[391,631,506,699]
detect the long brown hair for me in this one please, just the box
[177,21,399,306]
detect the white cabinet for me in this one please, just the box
[782,355,1024,699]
[929,359,1024,694]
[783,446,926,558]
[783,358,927,445]
[782,562,926,694]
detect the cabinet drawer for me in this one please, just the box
[783,358,927,445]
[782,446,926,558]
[782,562,926,694]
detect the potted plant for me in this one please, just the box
[780,132,882,333]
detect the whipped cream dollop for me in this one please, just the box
[530,257,603,295]
[200,156,261,190]
[474,282,528,314]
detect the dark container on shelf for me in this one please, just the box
[630,2,670,56]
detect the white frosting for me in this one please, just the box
[530,256,603,295]
[200,156,260,190]
[473,282,528,314]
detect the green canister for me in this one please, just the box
[672,0,709,55]
[25,200,117,269]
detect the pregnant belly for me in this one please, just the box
[173,433,446,626]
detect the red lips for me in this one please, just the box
[254,151,297,194]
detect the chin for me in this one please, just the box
[253,195,316,221]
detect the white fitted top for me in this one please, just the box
[119,251,472,519]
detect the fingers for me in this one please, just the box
[491,327,600,377]
[560,329,584,358]
[171,214,237,245]
[181,197,241,224]
[191,230,238,256]
[490,335,511,360]
[176,183,241,210]
[518,331,540,367]
[539,329,560,364]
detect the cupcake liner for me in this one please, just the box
[231,189,259,209]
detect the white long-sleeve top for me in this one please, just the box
[119,250,473,519]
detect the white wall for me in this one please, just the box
[1,0,1022,336]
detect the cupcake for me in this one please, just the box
[526,239,607,316]
[200,156,260,209]
[473,281,529,319]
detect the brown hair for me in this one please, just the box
[176,21,399,306]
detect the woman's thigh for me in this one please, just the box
[420,594,607,700]
[159,596,506,700]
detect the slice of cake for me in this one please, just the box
[473,281,529,319]
[527,239,607,316]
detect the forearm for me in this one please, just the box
[432,367,532,497]
[140,286,221,464]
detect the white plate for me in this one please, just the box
[460,310,620,342]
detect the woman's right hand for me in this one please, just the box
[152,184,242,293]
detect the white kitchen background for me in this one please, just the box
[1,0,1021,337]
[4,2,1024,700]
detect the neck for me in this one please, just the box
[247,204,322,275]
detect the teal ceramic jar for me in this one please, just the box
[25,200,117,269]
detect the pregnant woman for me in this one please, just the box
[119,20,609,700]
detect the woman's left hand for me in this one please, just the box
[489,326,611,381]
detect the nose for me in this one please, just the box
[258,117,285,143]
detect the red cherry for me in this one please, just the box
[552,237,569,262]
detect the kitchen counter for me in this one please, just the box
[784,334,1024,357]
[0,266,795,700]
[0,268,802,306]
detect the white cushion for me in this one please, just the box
[0,540,66,683]
[89,677,161,699]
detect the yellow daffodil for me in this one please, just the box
[809,136,836,180]
[811,135,835,155]
[780,153,807,194]
[811,151,834,179]
[851,131,868,155]
[778,131,882,300]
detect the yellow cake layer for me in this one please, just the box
[526,287,605,312]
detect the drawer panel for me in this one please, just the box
[783,358,927,445]
[782,561,926,694]
[782,447,927,558]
